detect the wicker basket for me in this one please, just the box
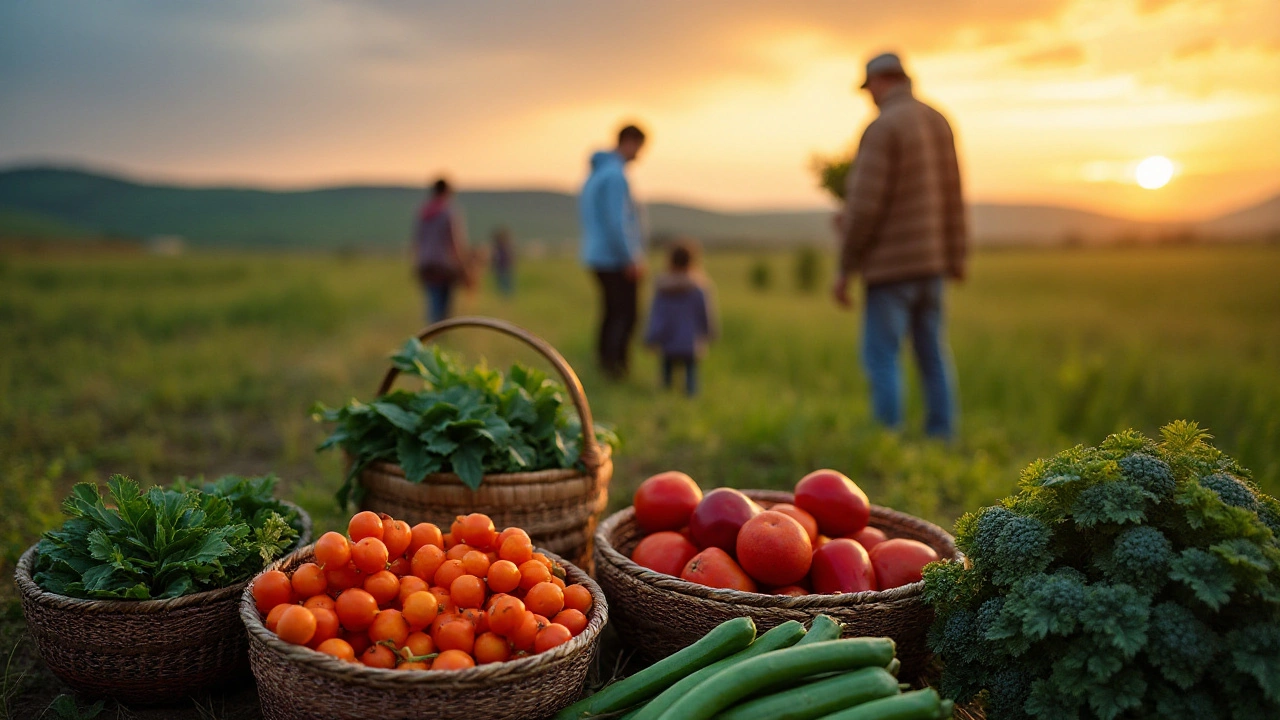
[354,317,613,569]
[14,502,311,704]
[594,489,959,679]
[242,545,609,720]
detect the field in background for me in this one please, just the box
[2,244,1279,715]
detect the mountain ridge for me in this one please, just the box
[1,166,1275,250]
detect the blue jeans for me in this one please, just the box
[862,276,956,438]
[662,354,698,397]
[424,282,454,324]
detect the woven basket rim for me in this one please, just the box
[239,544,609,685]
[595,489,960,608]
[14,500,312,614]
[361,443,613,486]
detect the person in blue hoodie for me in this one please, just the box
[644,240,717,397]
[580,124,646,379]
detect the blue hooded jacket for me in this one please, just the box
[579,151,642,270]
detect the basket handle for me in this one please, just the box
[375,316,603,473]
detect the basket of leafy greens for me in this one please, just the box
[922,421,1280,719]
[14,473,310,704]
[314,316,615,568]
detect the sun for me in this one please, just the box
[1135,156,1175,190]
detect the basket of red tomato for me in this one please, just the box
[594,470,959,679]
[241,510,607,720]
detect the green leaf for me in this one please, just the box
[372,401,421,432]
[1169,548,1236,610]
[397,434,437,484]
[452,442,485,490]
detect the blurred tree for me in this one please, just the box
[794,247,822,293]
[749,258,772,292]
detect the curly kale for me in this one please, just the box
[1118,453,1176,499]
[923,422,1280,719]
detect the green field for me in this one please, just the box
[2,244,1279,716]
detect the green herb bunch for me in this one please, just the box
[34,474,301,600]
[315,340,617,504]
[923,421,1280,720]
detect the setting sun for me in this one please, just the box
[1135,156,1175,190]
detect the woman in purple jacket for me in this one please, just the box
[413,178,470,323]
[644,241,717,396]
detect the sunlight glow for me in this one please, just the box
[1135,156,1175,190]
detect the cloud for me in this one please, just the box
[1015,43,1087,67]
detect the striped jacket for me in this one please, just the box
[839,83,967,285]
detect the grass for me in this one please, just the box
[0,243,1278,715]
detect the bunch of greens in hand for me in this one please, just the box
[315,340,616,505]
[923,422,1280,720]
[34,474,301,601]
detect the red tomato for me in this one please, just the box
[810,538,877,594]
[630,531,699,577]
[735,511,812,587]
[868,538,939,590]
[679,547,757,593]
[770,585,809,596]
[633,472,703,533]
[794,470,870,537]
[850,526,888,551]
[688,488,761,555]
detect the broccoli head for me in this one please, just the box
[1118,453,1176,499]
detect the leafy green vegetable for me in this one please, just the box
[33,474,301,600]
[314,340,617,504]
[923,421,1280,719]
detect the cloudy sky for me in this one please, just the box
[1,0,1277,220]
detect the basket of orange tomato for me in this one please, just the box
[240,510,607,720]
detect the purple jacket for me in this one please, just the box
[644,272,717,357]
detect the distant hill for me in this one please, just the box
[0,166,1275,250]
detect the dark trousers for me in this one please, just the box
[593,270,638,377]
[662,354,698,397]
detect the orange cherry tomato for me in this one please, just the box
[450,574,486,609]
[291,563,327,598]
[397,575,429,604]
[380,516,413,559]
[360,643,396,669]
[265,602,291,633]
[550,575,566,590]
[487,595,526,637]
[411,544,446,583]
[401,591,440,631]
[368,608,409,647]
[552,609,588,636]
[432,649,476,671]
[487,560,521,594]
[524,582,565,618]
[316,637,356,662]
[276,605,317,645]
[407,522,444,556]
[252,570,293,614]
[461,550,491,579]
[342,630,371,656]
[388,557,412,577]
[535,623,573,653]
[434,559,467,589]
[562,584,593,614]
[363,570,401,607]
[511,612,548,653]
[428,586,456,615]
[352,537,389,575]
[459,607,489,634]
[326,563,364,592]
[435,616,475,655]
[496,527,530,548]
[474,631,511,664]
[397,660,429,670]
[403,631,435,659]
[308,607,341,646]
[445,543,474,562]
[456,513,497,549]
[334,588,379,632]
[348,511,384,542]
[498,534,534,565]
[314,532,352,570]
[304,594,336,612]
[518,560,551,591]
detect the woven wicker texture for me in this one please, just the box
[356,317,613,568]
[14,503,311,704]
[242,545,609,720]
[594,490,959,679]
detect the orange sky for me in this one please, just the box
[1,0,1277,220]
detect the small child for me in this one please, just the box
[644,240,717,396]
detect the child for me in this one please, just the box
[644,240,717,396]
